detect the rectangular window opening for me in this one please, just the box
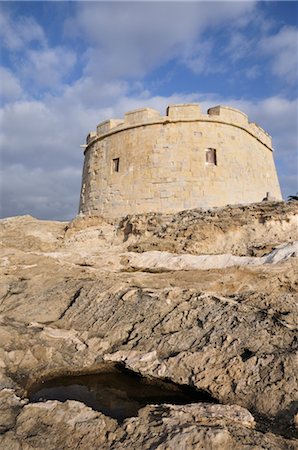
[112,158,120,172]
[205,148,217,165]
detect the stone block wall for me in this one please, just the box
[79,103,282,218]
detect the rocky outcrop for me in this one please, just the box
[1,399,294,450]
[118,201,298,256]
[0,201,297,449]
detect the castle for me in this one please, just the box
[79,103,282,218]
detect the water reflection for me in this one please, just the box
[29,367,216,421]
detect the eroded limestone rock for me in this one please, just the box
[0,401,296,450]
[0,201,297,448]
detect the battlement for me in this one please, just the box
[124,107,161,124]
[167,103,201,120]
[207,105,271,148]
[88,103,272,150]
[207,105,248,127]
[96,119,124,136]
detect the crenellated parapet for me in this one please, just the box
[86,103,272,152]
[124,107,161,124]
[207,105,272,149]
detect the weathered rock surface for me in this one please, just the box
[0,201,297,449]
[122,241,298,272]
[118,201,298,256]
[1,400,293,450]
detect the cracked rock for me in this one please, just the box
[0,201,297,449]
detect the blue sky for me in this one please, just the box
[0,1,297,220]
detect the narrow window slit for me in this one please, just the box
[112,158,120,172]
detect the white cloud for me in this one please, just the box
[0,98,91,168]
[224,32,254,63]
[0,8,46,51]
[0,66,23,103]
[65,2,257,79]
[0,164,81,221]
[61,77,128,109]
[183,39,217,75]
[259,26,298,84]
[0,79,131,179]
[21,47,77,88]
[0,8,75,92]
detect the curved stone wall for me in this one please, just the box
[79,104,282,218]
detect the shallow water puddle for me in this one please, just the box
[29,367,217,421]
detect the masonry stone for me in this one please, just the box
[79,103,282,218]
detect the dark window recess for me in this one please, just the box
[112,158,120,172]
[205,148,217,165]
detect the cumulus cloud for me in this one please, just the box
[0,8,46,51]
[0,97,98,169]
[0,66,23,103]
[183,39,218,75]
[224,32,254,63]
[0,7,76,94]
[0,164,81,221]
[211,18,298,85]
[65,1,257,79]
[259,26,298,84]
[21,47,77,88]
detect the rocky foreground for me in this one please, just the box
[0,201,297,449]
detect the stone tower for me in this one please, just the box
[79,103,282,218]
